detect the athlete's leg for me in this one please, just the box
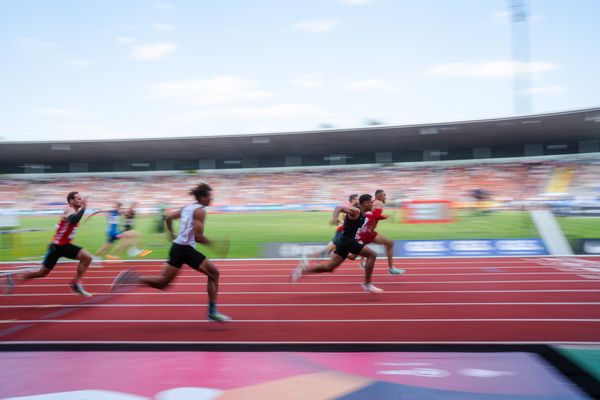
[19,266,51,282]
[137,263,180,289]
[304,254,345,274]
[357,246,383,293]
[195,259,218,302]
[197,259,230,322]
[358,246,377,284]
[116,231,150,257]
[74,248,93,282]
[95,242,114,257]
[67,248,93,296]
[1,265,51,295]
[110,231,135,253]
[306,241,333,259]
[20,244,60,282]
[373,234,404,275]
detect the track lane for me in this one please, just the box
[1,257,599,343]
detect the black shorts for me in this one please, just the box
[43,243,82,270]
[331,230,343,246]
[334,234,365,260]
[168,243,207,270]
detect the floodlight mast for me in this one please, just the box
[510,0,532,116]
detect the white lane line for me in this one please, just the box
[2,302,599,308]
[4,257,580,265]
[0,262,576,271]
[2,318,599,323]
[13,279,600,288]
[11,271,587,280]
[6,289,600,297]
[1,260,593,268]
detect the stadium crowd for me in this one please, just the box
[0,158,598,213]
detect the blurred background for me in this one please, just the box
[1,1,600,397]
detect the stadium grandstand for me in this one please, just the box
[1,107,599,213]
[1,107,599,174]
[1,156,599,212]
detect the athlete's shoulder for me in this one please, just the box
[192,204,206,217]
[373,199,384,209]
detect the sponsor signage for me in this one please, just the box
[394,239,548,257]
[263,242,387,258]
[403,200,452,223]
[550,199,600,217]
[264,239,548,258]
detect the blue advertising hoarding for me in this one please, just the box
[394,239,548,257]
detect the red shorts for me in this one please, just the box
[359,231,377,244]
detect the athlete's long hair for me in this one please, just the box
[190,183,212,202]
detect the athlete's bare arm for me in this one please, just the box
[192,207,210,245]
[331,205,350,225]
[81,207,112,224]
[62,206,74,221]
[164,208,182,241]
[65,199,87,225]
[340,206,361,219]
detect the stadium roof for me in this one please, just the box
[1,107,599,165]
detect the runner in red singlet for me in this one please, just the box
[357,189,404,275]
[1,191,94,297]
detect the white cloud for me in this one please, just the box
[48,122,98,132]
[149,76,272,107]
[153,23,174,32]
[34,108,85,118]
[343,79,387,91]
[154,2,174,10]
[176,103,328,120]
[519,85,566,95]
[292,19,339,33]
[131,42,177,60]
[339,0,374,5]
[67,59,94,67]
[116,36,136,45]
[15,37,56,53]
[426,61,558,79]
[157,103,332,135]
[290,74,323,88]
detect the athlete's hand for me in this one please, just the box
[212,237,230,258]
[329,219,339,226]
[168,231,176,241]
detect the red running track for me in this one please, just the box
[1,257,599,344]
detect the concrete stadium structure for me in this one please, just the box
[1,107,599,174]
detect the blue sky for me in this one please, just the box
[1,0,598,141]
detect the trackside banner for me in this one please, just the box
[263,242,387,258]
[394,239,548,257]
